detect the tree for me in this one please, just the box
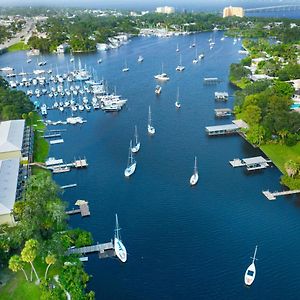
[21,239,40,283]
[45,253,56,280]
[241,104,262,127]
[284,160,299,178]
[246,124,265,146]
[9,255,28,281]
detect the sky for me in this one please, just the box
[0,0,299,11]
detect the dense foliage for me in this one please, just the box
[0,76,34,120]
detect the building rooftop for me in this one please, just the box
[0,158,20,216]
[205,124,239,132]
[242,156,269,165]
[0,120,25,154]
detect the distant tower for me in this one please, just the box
[223,6,244,18]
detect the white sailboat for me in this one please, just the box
[192,37,196,47]
[122,59,129,72]
[131,125,140,153]
[193,48,198,64]
[138,55,144,63]
[190,156,199,186]
[155,85,162,95]
[176,43,180,52]
[148,106,155,135]
[244,245,258,286]
[175,87,181,109]
[176,54,185,72]
[154,63,169,81]
[124,140,136,177]
[114,214,127,263]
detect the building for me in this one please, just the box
[223,6,244,18]
[155,6,175,14]
[56,43,70,54]
[0,120,33,226]
[0,120,25,160]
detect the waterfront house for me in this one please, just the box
[57,43,70,54]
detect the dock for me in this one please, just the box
[48,158,88,172]
[229,156,271,171]
[67,241,116,259]
[43,133,61,139]
[215,92,229,101]
[66,200,90,217]
[203,77,221,84]
[263,189,300,200]
[61,183,77,189]
[205,124,239,136]
[50,139,64,145]
[214,108,232,118]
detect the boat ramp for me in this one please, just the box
[229,156,271,171]
[262,190,300,201]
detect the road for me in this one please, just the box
[0,19,35,51]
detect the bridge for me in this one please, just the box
[245,5,300,13]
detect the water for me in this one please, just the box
[2,32,300,299]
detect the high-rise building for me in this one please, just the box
[223,6,244,18]
[155,6,175,14]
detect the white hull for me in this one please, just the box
[122,68,129,72]
[175,101,181,109]
[148,125,155,135]
[154,74,169,81]
[190,172,199,186]
[176,66,185,72]
[244,263,256,286]
[114,237,127,263]
[131,142,140,153]
[124,162,136,177]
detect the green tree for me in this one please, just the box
[284,160,299,178]
[45,253,56,280]
[21,239,40,283]
[8,254,29,281]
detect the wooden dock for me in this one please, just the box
[67,241,116,259]
[66,202,90,217]
[61,184,77,189]
[263,189,300,200]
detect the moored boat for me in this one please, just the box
[190,156,199,186]
[244,246,258,286]
[114,214,127,263]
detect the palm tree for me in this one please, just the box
[285,160,299,178]
[21,239,40,283]
[45,254,56,280]
[9,255,28,281]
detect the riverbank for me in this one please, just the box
[7,42,29,52]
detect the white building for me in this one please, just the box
[56,43,69,54]
[155,6,175,14]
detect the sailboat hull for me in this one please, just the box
[190,173,199,186]
[131,143,140,153]
[244,263,256,286]
[148,125,155,135]
[114,237,127,263]
[175,101,181,108]
[124,162,136,177]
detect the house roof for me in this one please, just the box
[0,158,20,216]
[0,120,25,154]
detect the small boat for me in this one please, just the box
[154,63,169,81]
[198,53,205,60]
[27,58,32,63]
[137,55,144,63]
[155,85,162,95]
[244,245,258,286]
[124,140,136,177]
[131,125,140,153]
[122,59,129,72]
[114,214,127,263]
[190,156,199,186]
[175,87,181,109]
[192,37,196,47]
[97,59,102,64]
[176,54,185,72]
[70,57,74,62]
[176,43,180,52]
[148,106,155,135]
[221,37,225,41]
[193,48,198,64]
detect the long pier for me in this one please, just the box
[263,190,300,200]
[67,242,116,259]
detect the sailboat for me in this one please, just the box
[176,43,180,52]
[114,214,127,263]
[148,106,155,135]
[175,87,181,109]
[192,37,196,47]
[97,58,102,64]
[124,140,136,177]
[244,245,258,286]
[193,48,198,64]
[131,125,140,153]
[155,85,162,95]
[154,63,169,81]
[138,55,144,63]
[190,156,199,186]
[122,59,129,72]
[176,54,185,72]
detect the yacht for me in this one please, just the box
[122,59,129,72]
[124,140,136,177]
[244,246,258,286]
[176,54,185,72]
[148,106,155,135]
[190,156,199,186]
[131,125,140,153]
[155,85,162,95]
[138,55,144,63]
[154,64,170,81]
[114,214,127,263]
[175,87,181,109]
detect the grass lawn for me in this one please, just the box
[7,42,30,52]
[261,142,300,174]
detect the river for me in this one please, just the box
[1,31,300,299]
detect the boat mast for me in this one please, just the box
[134,125,138,145]
[251,245,258,263]
[194,156,198,174]
[148,106,152,126]
[177,87,180,103]
[115,214,120,240]
[128,140,133,166]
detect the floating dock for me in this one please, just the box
[205,124,239,136]
[61,183,77,189]
[203,77,221,84]
[66,200,90,217]
[215,92,229,101]
[50,139,64,145]
[48,158,88,172]
[263,190,300,200]
[43,133,61,139]
[229,156,271,171]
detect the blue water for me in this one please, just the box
[291,103,300,110]
[2,32,300,299]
